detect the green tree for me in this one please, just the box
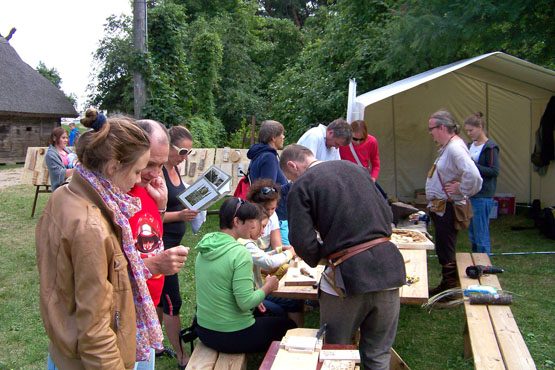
[88,14,135,113]
[36,61,62,87]
[36,61,78,108]
[375,0,555,79]
[268,1,396,138]
[256,0,334,28]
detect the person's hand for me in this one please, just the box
[283,245,296,258]
[178,208,200,222]
[371,177,377,183]
[262,275,279,295]
[146,176,168,210]
[144,245,189,276]
[257,302,266,313]
[445,181,461,195]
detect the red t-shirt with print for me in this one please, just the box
[128,185,164,306]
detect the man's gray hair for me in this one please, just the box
[136,119,170,144]
[258,120,284,144]
[328,118,352,143]
[279,144,314,172]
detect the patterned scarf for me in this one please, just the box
[75,163,163,361]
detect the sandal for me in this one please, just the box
[155,347,177,359]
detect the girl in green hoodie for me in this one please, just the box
[194,198,296,353]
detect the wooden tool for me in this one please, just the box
[188,162,196,177]
[198,150,207,171]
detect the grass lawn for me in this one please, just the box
[0,181,553,369]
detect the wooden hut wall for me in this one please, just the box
[0,115,57,164]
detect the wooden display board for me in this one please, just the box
[214,147,283,195]
[214,148,250,193]
[21,147,54,186]
[179,148,217,185]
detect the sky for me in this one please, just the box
[0,0,132,112]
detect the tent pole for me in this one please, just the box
[485,84,489,132]
[391,96,398,198]
[528,102,533,204]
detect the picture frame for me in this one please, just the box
[177,177,220,210]
[202,165,231,191]
[177,165,232,210]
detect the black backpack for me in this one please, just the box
[179,315,198,353]
[538,208,555,240]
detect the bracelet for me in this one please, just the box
[158,207,167,214]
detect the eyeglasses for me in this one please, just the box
[428,125,442,132]
[352,137,365,142]
[171,144,194,156]
[233,198,245,218]
[261,187,277,195]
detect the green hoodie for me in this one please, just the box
[195,232,265,332]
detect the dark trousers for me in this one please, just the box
[430,202,458,265]
[197,316,296,354]
[320,289,400,370]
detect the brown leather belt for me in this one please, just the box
[327,237,390,269]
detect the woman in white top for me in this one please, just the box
[246,178,295,254]
[464,112,500,256]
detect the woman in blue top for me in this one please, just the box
[464,112,500,256]
[247,120,291,245]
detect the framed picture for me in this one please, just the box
[202,165,231,191]
[177,177,220,210]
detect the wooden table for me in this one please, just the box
[260,341,357,370]
[272,249,428,304]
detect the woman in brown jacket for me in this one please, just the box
[36,110,163,369]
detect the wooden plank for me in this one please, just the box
[456,253,505,370]
[180,148,217,185]
[398,249,428,304]
[214,352,246,370]
[391,229,435,250]
[185,340,218,370]
[272,265,323,300]
[283,261,321,286]
[390,348,411,370]
[471,254,537,370]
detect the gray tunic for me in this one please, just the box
[287,160,406,296]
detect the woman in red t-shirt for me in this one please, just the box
[339,120,380,182]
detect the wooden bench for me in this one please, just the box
[456,253,536,370]
[185,340,246,370]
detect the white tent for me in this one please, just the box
[353,52,555,205]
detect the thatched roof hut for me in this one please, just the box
[0,37,78,164]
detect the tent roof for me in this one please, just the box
[0,37,78,117]
[356,52,555,108]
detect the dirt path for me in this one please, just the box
[0,168,24,189]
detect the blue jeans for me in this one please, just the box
[468,197,493,256]
[134,348,155,370]
[47,354,58,370]
[279,220,290,246]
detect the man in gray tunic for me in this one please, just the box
[280,144,406,370]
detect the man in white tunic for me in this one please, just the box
[297,118,352,161]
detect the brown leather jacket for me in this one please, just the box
[36,172,136,369]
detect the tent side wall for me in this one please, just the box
[361,72,551,205]
[363,73,491,201]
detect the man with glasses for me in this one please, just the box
[280,143,406,370]
[297,118,352,161]
[425,110,482,298]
